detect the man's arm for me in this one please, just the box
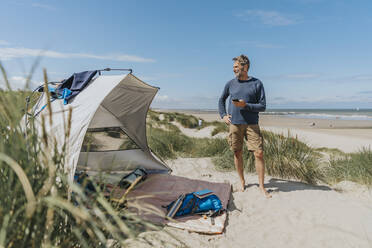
[218,82,230,118]
[244,81,266,112]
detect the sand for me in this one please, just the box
[123,111,372,248]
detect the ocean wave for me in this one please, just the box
[263,112,372,120]
[261,112,297,115]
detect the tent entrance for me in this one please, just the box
[81,127,140,152]
[77,96,169,184]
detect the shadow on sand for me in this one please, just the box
[223,179,332,232]
[246,178,332,193]
[224,191,241,230]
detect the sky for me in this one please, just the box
[1,0,372,109]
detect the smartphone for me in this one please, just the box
[232,99,239,102]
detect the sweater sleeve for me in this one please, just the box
[245,81,266,112]
[218,82,230,118]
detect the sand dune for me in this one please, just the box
[124,112,372,247]
[171,121,227,139]
[263,126,372,153]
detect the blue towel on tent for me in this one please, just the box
[57,70,97,104]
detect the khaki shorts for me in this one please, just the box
[228,124,263,152]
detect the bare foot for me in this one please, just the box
[240,181,245,192]
[260,187,272,198]
[233,181,245,192]
[233,185,245,192]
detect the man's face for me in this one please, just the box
[233,61,248,78]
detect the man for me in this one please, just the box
[218,54,271,198]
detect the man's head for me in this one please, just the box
[233,54,250,79]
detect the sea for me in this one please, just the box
[262,109,372,121]
[181,109,372,121]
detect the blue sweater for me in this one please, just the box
[218,77,266,124]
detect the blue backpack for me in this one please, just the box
[166,189,223,218]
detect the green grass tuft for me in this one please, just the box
[147,113,323,185]
[324,148,372,185]
[210,122,228,136]
[211,131,323,184]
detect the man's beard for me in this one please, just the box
[235,70,243,79]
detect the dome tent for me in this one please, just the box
[30,71,170,181]
[28,70,231,234]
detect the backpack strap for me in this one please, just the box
[166,194,185,218]
[177,194,195,213]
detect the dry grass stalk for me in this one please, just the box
[43,68,53,127]
[0,153,36,218]
[0,62,11,90]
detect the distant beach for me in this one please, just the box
[154,108,372,121]
[154,108,372,153]
[263,108,372,121]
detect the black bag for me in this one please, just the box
[118,167,147,189]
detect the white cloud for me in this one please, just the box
[0,40,10,46]
[31,3,56,10]
[358,91,372,95]
[0,47,155,63]
[352,75,372,81]
[235,10,297,26]
[0,76,38,89]
[151,95,220,109]
[153,94,170,102]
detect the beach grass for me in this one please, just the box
[148,110,372,186]
[315,147,346,157]
[148,110,199,129]
[324,147,372,185]
[209,121,228,136]
[147,126,228,159]
[148,110,228,135]
[211,131,323,184]
[0,66,160,247]
[147,116,323,184]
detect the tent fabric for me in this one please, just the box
[88,105,123,128]
[78,150,169,175]
[125,174,231,224]
[100,78,156,153]
[32,73,169,180]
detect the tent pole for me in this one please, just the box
[98,68,133,74]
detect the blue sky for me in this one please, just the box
[1,0,372,109]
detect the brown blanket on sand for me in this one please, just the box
[124,174,231,224]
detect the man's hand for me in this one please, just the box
[232,99,246,108]
[223,114,231,124]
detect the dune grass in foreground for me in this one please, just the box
[0,67,163,247]
[147,110,372,186]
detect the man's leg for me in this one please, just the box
[234,149,245,191]
[254,150,271,198]
[229,124,246,192]
[246,124,271,198]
